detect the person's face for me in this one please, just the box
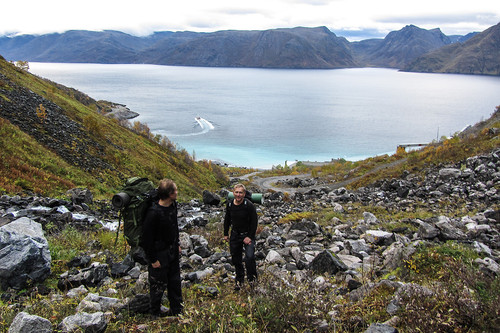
[233,187,245,204]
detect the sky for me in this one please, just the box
[1,0,499,41]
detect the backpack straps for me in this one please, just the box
[228,198,248,208]
[114,209,123,248]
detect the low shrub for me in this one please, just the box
[397,242,500,332]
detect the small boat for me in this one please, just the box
[195,116,201,120]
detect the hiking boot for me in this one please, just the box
[234,281,242,291]
[150,306,170,318]
[166,308,183,317]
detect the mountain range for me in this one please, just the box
[0,23,499,75]
[404,23,500,75]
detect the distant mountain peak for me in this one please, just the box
[404,21,500,75]
[352,24,451,68]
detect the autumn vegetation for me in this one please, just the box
[0,57,228,200]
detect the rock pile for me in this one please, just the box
[0,72,113,172]
[1,149,499,332]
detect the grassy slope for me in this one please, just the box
[0,57,227,200]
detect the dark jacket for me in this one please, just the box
[224,199,258,240]
[141,201,179,264]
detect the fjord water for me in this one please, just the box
[29,63,500,168]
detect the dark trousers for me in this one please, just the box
[148,250,183,314]
[229,231,257,283]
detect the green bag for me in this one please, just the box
[113,177,157,261]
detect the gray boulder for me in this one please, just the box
[58,312,107,333]
[438,168,462,179]
[415,219,439,239]
[179,232,194,252]
[345,239,371,255]
[8,312,52,333]
[265,249,286,265]
[0,217,51,290]
[365,322,398,333]
[119,293,150,314]
[186,267,215,282]
[382,241,416,271]
[364,230,396,246]
[363,212,379,224]
[66,188,93,205]
[309,250,348,275]
[191,234,212,258]
[202,190,221,205]
[474,257,500,275]
[285,229,309,243]
[76,293,126,313]
[58,262,110,291]
[289,219,321,236]
[435,216,466,240]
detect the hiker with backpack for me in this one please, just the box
[141,179,184,317]
[223,183,258,290]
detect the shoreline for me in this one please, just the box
[210,152,398,170]
[106,104,139,120]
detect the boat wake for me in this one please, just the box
[161,116,215,137]
[195,116,215,134]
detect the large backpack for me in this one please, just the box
[113,177,157,263]
[227,189,263,204]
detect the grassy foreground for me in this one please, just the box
[0,213,498,332]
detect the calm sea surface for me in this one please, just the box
[29,63,500,168]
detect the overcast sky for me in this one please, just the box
[1,0,499,40]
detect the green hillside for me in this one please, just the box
[0,56,228,199]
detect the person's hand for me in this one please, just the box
[243,237,252,245]
[151,260,161,268]
[224,235,229,242]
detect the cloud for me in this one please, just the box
[331,28,387,41]
[285,0,336,5]
[0,0,498,38]
[379,12,499,25]
[377,12,500,35]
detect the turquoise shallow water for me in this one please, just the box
[30,63,500,168]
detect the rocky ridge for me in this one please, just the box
[1,148,499,331]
